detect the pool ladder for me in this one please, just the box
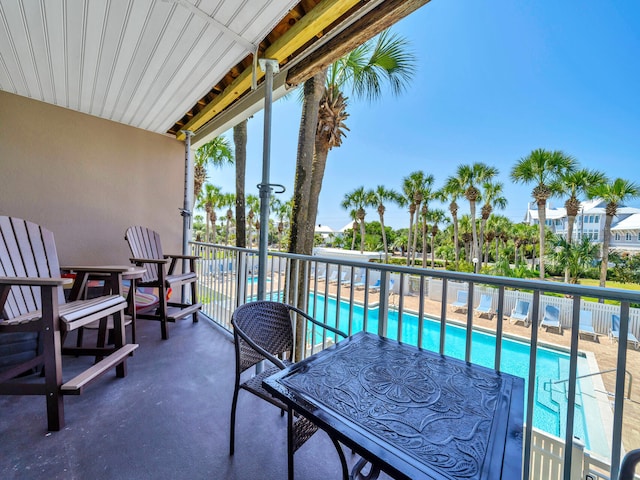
[552,368,633,400]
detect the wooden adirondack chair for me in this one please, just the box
[0,216,138,431]
[125,226,201,340]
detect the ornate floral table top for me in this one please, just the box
[264,332,523,480]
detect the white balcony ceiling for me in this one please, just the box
[0,0,297,134]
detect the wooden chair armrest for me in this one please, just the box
[129,257,168,265]
[163,254,200,260]
[61,265,135,274]
[0,276,70,286]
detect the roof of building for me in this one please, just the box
[611,213,640,231]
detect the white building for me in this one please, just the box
[524,199,640,252]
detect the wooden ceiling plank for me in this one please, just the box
[176,0,360,140]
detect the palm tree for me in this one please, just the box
[511,149,576,279]
[427,209,448,268]
[272,197,293,251]
[245,194,260,248]
[289,29,416,257]
[221,193,236,245]
[553,168,606,281]
[478,181,507,270]
[233,119,248,248]
[548,235,600,284]
[411,173,436,265]
[487,214,512,265]
[554,168,606,244]
[369,185,400,263]
[441,176,465,269]
[341,187,371,253]
[193,136,233,207]
[197,184,222,242]
[456,163,499,272]
[401,171,426,266]
[588,178,640,288]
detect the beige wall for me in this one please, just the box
[0,91,184,265]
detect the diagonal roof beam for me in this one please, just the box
[176,0,360,141]
[166,0,257,52]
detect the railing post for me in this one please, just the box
[378,270,390,337]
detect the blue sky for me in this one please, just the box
[208,0,640,230]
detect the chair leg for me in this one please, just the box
[229,385,240,456]
[287,409,294,480]
[112,310,127,378]
[330,437,349,480]
[41,301,64,431]
[158,291,169,340]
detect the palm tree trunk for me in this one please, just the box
[470,201,478,272]
[411,204,421,265]
[234,120,247,248]
[564,214,577,282]
[537,200,547,279]
[430,234,435,268]
[289,71,325,256]
[421,222,427,267]
[478,219,486,270]
[380,213,389,263]
[600,214,613,288]
[406,211,414,266]
[359,220,366,253]
[452,212,460,268]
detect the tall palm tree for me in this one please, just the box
[441,177,465,269]
[341,187,371,253]
[233,119,248,248]
[487,214,512,265]
[193,136,233,207]
[427,209,448,268]
[552,168,606,281]
[401,171,426,266]
[548,235,600,284]
[588,178,640,288]
[410,173,436,266]
[289,29,416,257]
[221,193,236,245]
[246,194,260,248]
[478,181,507,270]
[197,184,222,242]
[511,149,576,279]
[369,185,400,262]
[456,163,499,272]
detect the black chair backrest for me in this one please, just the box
[0,216,66,319]
[125,226,163,283]
[232,301,294,372]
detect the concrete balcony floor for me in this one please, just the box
[0,315,362,480]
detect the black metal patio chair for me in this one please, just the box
[229,300,348,480]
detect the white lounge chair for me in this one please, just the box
[369,279,381,293]
[578,310,597,341]
[327,271,339,284]
[352,270,367,290]
[474,294,494,319]
[510,300,530,326]
[450,290,468,312]
[540,305,562,334]
[610,314,639,350]
[340,271,352,287]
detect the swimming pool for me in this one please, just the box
[305,294,609,455]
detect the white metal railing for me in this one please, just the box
[190,241,640,480]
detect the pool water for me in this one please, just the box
[305,294,608,454]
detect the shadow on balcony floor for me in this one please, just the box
[0,315,369,480]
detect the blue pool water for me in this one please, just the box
[304,294,605,453]
[247,276,271,285]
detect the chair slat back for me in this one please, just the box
[125,226,164,283]
[0,216,65,319]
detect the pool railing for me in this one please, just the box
[191,241,640,480]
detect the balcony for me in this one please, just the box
[193,242,640,479]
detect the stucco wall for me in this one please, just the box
[0,91,184,265]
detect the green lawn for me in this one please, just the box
[577,279,640,305]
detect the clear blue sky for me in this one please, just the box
[208,0,640,231]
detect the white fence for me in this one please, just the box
[426,278,640,340]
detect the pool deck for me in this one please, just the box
[307,277,640,458]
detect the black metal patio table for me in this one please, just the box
[263,331,524,480]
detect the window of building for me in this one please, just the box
[615,233,621,241]
[626,233,632,241]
